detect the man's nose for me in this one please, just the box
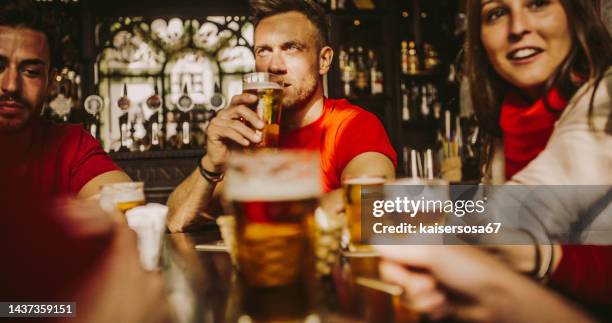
[0,66,20,95]
[268,50,287,75]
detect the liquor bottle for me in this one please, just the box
[401,80,410,121]
[401,41,409,75]
[117,84,132,152]
[407,41,420,74]
[342,47,357,97]
[354,46,369,96]
[428,83,442,120]
[410,81,420,119]
[339,46,351,97]
[420,85,430,117]
[424,43,441,71]
[368,49,384,95]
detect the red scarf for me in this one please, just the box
[500,88,568,179]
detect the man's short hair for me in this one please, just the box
[0,0,59,70]
[249,0,330,49]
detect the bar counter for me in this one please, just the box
[162,228,420,323]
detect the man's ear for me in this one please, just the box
[319,46,334,75]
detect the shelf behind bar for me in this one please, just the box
[110,149,204,161]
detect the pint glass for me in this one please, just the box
[343,175,386,249]
[242,72,283,148]
[100,182,145,214]
[223,150,322,321]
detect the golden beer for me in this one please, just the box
[224,151,322,321]
[243,73,283,148]
[343,176,386,248]
[116,200,146,213]
[386,178,449,245]
[100,182,145,214]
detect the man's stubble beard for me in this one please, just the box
[0,104,40,134]
[281,76,319,111]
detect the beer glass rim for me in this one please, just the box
[242,72,284,86]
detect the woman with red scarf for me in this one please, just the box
[463,0,612,312]
[375,0,612,321]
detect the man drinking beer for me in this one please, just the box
[167,0,397,232]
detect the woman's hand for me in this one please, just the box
[375,245,590,323]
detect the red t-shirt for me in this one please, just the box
[280,98,397,192]
[2,119,121,196]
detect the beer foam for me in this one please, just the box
[243,81,283,91]
[344,177,386,185]
[224,151,322,201]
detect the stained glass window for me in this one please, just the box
[96,16,254,151]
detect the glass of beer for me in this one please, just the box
[223,150,322,321]
[242,72,283,148]
[100,182,145,214]
[342,175,386,250]
[381,177,449,245]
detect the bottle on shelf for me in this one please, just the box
[342,46,357,97]
[368,49,384,96]
[401,80,410,121]
[420,85,430,117]
[407,41,420,74]
[424,43,441,71]
[401,41,409,75]
[354,46,370,96]
[410,81,420,119]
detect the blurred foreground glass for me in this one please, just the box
[342,175,386,250]
[223,150,322,321]
[336,250,419,322]
[99,182,145,214]
[242,72,283,148]
[370,177,449,245]
[125,204,168,271]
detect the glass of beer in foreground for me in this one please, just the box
[223,150,322,321]
[242,72,283,148]
[100,182,145,214]
[343,175,386,250]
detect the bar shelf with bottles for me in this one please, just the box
[326,1,396,137]
[393,0,480,181]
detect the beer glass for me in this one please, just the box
[223,150,322,321]
[342,175,386,250]
[100,182,145,214]
[242,72,283,148]
[378,177,449,245]
[337,250,394,322]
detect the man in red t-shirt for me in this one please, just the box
[0,2,129,198]
[167,0,397,232]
